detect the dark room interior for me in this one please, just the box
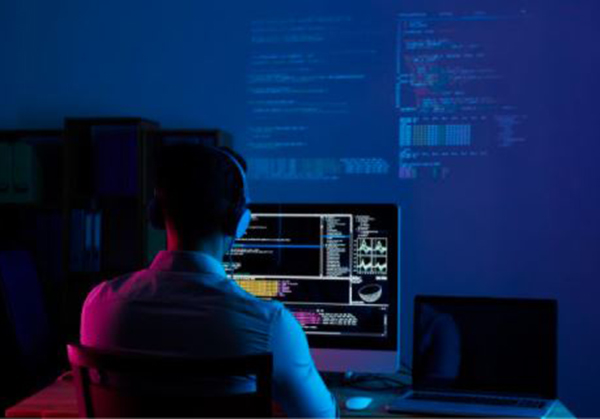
[1,1,600,418]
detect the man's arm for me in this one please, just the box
[270,307,338,418]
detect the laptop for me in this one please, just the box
[389,296,558,417]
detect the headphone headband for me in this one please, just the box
[209,146,251,239]
[148,144,251,239]
[208,146,250,206]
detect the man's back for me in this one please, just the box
[81,251,337,417]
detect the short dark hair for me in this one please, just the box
[155,143,247,237]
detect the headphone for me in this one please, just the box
[148,145,251,240]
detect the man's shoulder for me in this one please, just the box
[83,270,145,306]
[223,280,286,318]
[83,269,290,329]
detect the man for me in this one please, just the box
[80,144,337,418]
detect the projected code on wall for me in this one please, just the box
[396,10,530,179]
[246,16,392,181]
[244,7,530,182]
[227,212,391,337]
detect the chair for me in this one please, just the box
[66,344,272,418]
[0,251,58,412]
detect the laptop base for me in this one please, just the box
[388,390,556,418]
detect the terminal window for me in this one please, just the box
[227,205,398,339]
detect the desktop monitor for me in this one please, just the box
[227,204,399,373]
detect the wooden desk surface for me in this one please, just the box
[5,374,575,418]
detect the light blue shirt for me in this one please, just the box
[81,250,337,418]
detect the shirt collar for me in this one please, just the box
[149,251,227,278]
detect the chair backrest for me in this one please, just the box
[67,344,272,418]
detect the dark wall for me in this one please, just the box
[2,0,600,415]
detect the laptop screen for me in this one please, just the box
[413,296,557,399]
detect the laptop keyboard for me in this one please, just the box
[408,393,547,409]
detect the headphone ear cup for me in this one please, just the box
[148,197,166,230]
[235,209,252,239]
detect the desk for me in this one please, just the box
[5,376,78,418]
[5,374,575,418]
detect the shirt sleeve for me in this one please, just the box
[270,306,338,418]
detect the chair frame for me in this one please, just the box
[67,343,272,417]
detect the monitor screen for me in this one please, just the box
[413,296,557,399]
[227,204,399,350]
